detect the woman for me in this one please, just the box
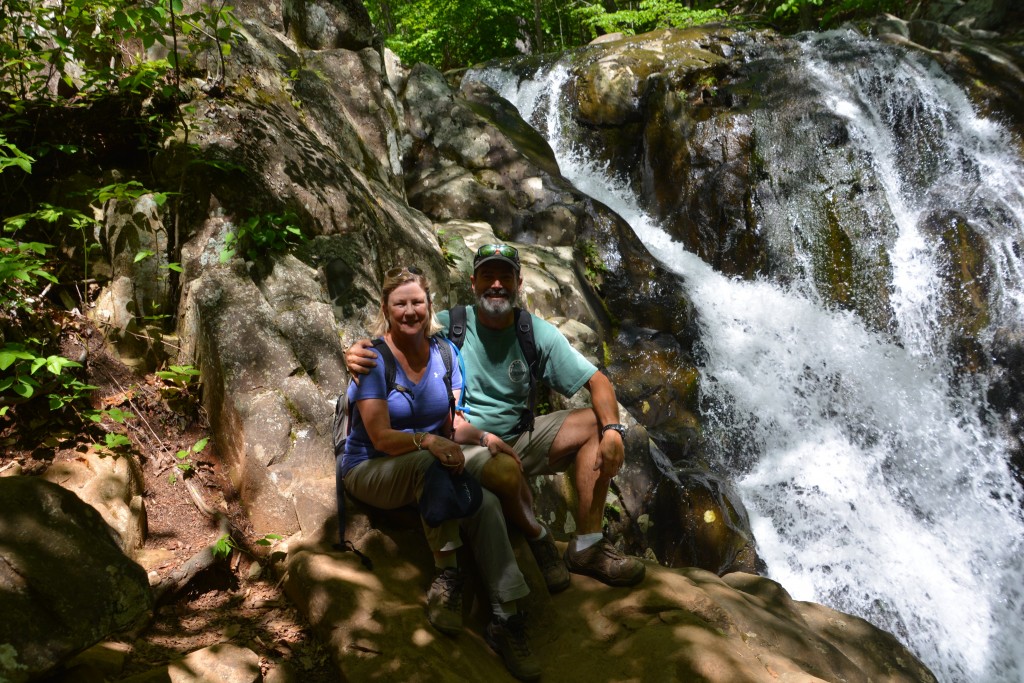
[337,266,539,679]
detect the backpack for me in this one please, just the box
[447,304,541,435]
[333,335,457,565]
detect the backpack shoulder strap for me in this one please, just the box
[332,394,350,458]
[434,334,455,378]
[511,308,541,433]
[370,337,398,393]
[448,305,467,348]
[513,308,541,380]
[432,335,457,433]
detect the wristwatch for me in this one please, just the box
[601,423,626,438]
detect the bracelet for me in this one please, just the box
[413,432,426,449]
[479,432,489,448]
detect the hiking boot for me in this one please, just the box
[486,613,541,681]
[426,567,464,635]
[564,536,645,587]
[527,527,570,594]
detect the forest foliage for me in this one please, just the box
[365,0,925,70]
[1,0,238,436]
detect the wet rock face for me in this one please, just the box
[988,327,1024,486]
[559,28,769,279]
[917,209,993,372]
[871,15,1024,140]
[401,63,577,245]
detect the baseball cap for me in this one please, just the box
[419,460,483,527]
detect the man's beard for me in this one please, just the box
[476,287,517,316]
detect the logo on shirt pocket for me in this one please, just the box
[508,359,528,384]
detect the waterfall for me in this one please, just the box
[468,28,1024,683]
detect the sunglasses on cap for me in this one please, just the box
[473,244,520,268]
[385,265,424,277]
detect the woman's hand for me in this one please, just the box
[424,434,465,474]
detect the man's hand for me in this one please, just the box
[483,433,523,470]
[594,430,625,479]
[345,339,377,379]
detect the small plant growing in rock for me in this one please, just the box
[437,228,459,267]
[579,239,609,288]
[156,363,201,413]
[219,210,306,263]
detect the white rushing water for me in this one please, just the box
[469,29,1024,683]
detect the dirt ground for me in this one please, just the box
[0,317,337,682]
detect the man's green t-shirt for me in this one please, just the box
[437,306,597,441]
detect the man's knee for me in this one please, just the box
[482,454,525,494]
[550,408,601,459]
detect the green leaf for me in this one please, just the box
[105,408,134,423]
[24,242,52,255]
[255,533,282,546]
[0,349,34,371]
[135,250,155,263]
[212,533,234,558]
[104,433,132,449]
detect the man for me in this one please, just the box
[346,243,644,677]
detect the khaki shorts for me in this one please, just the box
[463,411,572,479]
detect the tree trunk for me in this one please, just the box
[533,0,544,53]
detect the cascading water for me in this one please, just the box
[468,28,1024,683]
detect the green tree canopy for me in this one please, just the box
[364,0,922,71]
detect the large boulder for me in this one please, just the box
[0,477,153,682]
[178,255,340,535]
[282,0,375,51]
[403,63,573,244]
[40,449,147,555]
[89,191,174,369]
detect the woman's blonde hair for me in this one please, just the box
[369,266,444,338]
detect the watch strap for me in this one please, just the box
[601,423,626,436]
